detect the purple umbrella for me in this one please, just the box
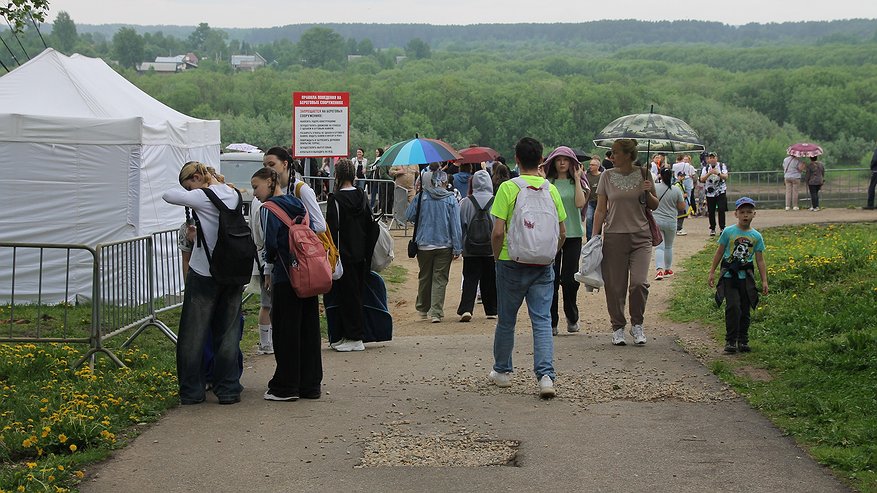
[787,143,823,158]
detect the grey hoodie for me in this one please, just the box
[459,170,495,256]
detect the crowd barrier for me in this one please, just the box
[302,175,411,234]
[1,229,186,369]
[716,167,871,208]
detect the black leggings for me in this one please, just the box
[809,184,822,209]
[551,237,582,328]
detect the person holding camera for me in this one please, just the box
[699,152,729,236]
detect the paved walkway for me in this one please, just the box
[81,209,875,492]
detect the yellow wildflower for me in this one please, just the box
[58,433,67,443]
[69,444,77,452]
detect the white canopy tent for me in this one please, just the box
[0,49,221,303]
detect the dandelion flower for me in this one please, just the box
[69,444,77,452]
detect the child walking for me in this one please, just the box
[708,197,769,354]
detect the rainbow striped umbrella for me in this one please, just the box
[375,137,462,167]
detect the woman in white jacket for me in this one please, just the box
[162,161,245,406]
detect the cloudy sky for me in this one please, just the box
[47,0,877,28]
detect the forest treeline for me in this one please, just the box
[2,14,877,170]
[71,19,877,50]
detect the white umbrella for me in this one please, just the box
[226,143,261,153]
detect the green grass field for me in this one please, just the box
[668,223,877,492]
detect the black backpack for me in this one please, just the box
[464,196,494,257]
[193,187,256,286]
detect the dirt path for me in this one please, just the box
[388,208,877,347]
[80,208,870,493]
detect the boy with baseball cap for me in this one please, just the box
[708,197,769,353]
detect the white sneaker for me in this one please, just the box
[488,370,512,388]
[417,311,429,321]
[486,314,497,320]
[329,339,344,349]
[567,321,580,333]
[630,324,647,345]
[264,390,298,401]
[793,206,800,211]
[785,207,791,211]
[612,328,627,346]
[676,229,687,236]
[431,316,442,323]
[460,312,472,322]
[538,375,556,399]
[256,344,274,355]
[334,339,365,352]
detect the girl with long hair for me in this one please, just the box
[543,146,587,335]
[251,167,323,401]
[162,161,245,405]
[326,159,378,351]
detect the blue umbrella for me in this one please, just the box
[375,137,462,166]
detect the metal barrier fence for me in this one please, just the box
[1,230,187,369]
[0,241,122,368]
[302,175,412,234]
[720,168,871,208]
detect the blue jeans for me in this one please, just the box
[177,271,244,404]
[585,202,596,240]
[493,260,555,380]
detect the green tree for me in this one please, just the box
[51,11,77,53]
[187,23,211,53]
[297,27,345,68]
[405,38,431,59]
[203,29,229,60]
[112,27,145,69]
[1,0,49,33]
[358,39,375,56]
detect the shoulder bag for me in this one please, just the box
[639,166,663,247]
[408,189,423,258]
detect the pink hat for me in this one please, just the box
[543,146,582,169]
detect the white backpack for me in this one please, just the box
[506,177,559,265]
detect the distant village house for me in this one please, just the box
[136,53,199,74]
[231,53,267,71]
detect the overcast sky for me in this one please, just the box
[47,0,877,28]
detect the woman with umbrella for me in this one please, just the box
[782,153,806,211]
[592,139,658,346]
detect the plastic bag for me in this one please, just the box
[574,235,604,289]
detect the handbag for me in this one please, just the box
[408,189,424,258]
[640,167,663,247]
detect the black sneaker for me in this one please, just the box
[738,343,751,353]
[218,395,241,405]
[723,343,737,354]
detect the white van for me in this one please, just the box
[219,152,264,216]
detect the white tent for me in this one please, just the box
[0,49,220,303]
